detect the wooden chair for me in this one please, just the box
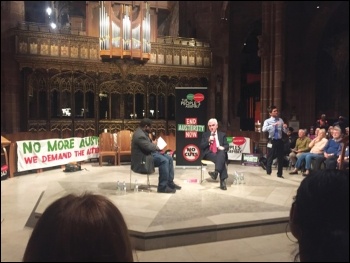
[116,130,133,164]
[99,132,118,166]
[1,136,10,168]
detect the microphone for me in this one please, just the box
[210,133,215,144]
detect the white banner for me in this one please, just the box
[17,136,99,172]
[227,137,251,161]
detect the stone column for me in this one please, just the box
[259,1,285,150]
[222,58,229,129]
[1,1,25,133]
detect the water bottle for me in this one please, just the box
[123,181,126,195]
[233,171,238,185]
[117,181,121,195]
[240,173,245,184]
[237,171,241,184]
[134,179,139,192]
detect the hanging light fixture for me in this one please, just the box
[99,1,151,62]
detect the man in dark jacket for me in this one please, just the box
[200,118,229,190]
[131,118,181,193]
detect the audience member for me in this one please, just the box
[284,127,298,155]
[23,193,134,262]
[326,125,334,139]
[131,118,180,193]
[313,125,343,170]
[200,118,229,190]
[308,126,316,140]
[314,113,329,131]
[289,129,328,176]
[288,129,311,167]
[289,169,349,262]
[333,116,348,134]
[262,105,288,178]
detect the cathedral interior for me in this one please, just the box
[1,1,349,138]
[1,3,348,260]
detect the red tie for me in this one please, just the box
[210,134,217,153]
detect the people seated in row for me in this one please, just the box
[289,129,328,176]
[131,118,181,194]
[289,129,311,167]
[200,118,229,190]
[315,125,343,170]
[289,169,349,262]
[23,193,134,262]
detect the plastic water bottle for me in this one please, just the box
[235,171,242,184]
[240,173,245,184]
[123,181,126,195]
[116,181,120,194]
[134,179,139,192]
[233,171,239,185]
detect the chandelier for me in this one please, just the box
[99,1,151,62]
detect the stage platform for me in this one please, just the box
[27,162,302,251]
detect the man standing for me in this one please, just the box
[131,118,181,193]
[262,105,288,178]
[200,118,229,190]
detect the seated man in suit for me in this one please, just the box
[200,118,229,190]
[131,118,181,193]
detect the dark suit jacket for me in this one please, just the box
[200,131,229,158]
[131,127,158,174]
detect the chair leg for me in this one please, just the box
[130,169,152,192]
[129,168,132,190]
[200,164,205,183]
[147,174,151,190]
